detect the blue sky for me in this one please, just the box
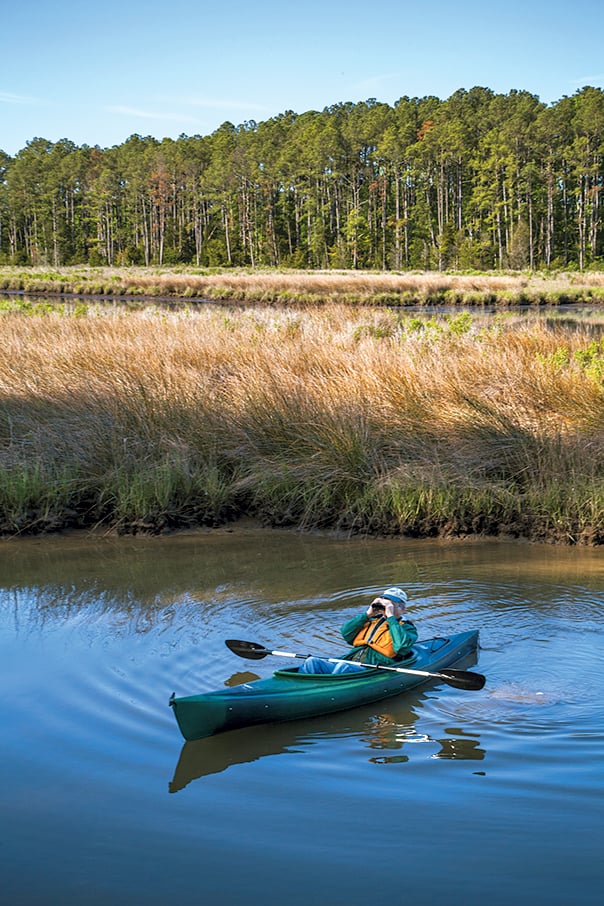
[1,0,602,156]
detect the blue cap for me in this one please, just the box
[382,587,408,605]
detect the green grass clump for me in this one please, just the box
[96,455,241,533]
[0,463,79,534]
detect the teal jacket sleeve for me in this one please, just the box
[340,613,370,643]
[386,616,418,653]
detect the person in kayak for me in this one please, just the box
[299,586,418,674]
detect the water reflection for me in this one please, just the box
[224,670,261,686]
[169,691,485,793]
[169,724,306,792]
[167,640,485,791]
[433,728,485,760]
[362,711,485,764]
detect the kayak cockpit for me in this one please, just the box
[273,665,381,680]
[273,648,418,680]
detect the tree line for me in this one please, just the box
[1,86,603,271]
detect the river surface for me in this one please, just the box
[3,290,604,321]
[1,527,603,906]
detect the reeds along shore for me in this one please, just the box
[1,303,604,543]
[2,265,604,307]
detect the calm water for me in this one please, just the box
[4,291,604,323]
[1,528,603,906]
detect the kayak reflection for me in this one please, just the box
[432,730,485,760]
[363,710,485,764]
[169,722,303,793]
[224,670,261,687]
[359,648,485,763]
[169,688,484,793]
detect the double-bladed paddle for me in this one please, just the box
[225,639,486,691]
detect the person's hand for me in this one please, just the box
[367,597,387,617]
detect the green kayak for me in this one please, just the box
[170,630,481,741]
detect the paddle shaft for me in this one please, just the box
[225,639,486,690]
[270,648,472,682]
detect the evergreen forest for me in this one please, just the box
[1,86,603,272]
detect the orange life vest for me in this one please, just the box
[351,617,397,659]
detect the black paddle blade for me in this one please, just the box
[438,668,486,691]
[225,639,270,660]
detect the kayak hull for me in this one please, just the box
[170,630,479,741]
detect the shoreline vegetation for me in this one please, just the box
[1,267,604,545]
[2,90,603,274]
[2,265,604,308]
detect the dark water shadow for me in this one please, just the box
[169,722,306,792]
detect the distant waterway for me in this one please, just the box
[2,290,604,322]
[1,528,602,905]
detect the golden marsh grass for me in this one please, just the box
[1,303,604,542]
[2,265,604,306]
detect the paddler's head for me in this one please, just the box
[368,586,408,618]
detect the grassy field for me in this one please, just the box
[2,265,604,307]
[1,294,604,543]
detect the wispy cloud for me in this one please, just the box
[0,91,39,104]
[175,96,272,113]
[105,105,198,124]
[570,74,604,85]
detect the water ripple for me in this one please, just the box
[2,534,604,906]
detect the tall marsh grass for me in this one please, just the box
[2,265,604,306]
[1,304,604,542]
